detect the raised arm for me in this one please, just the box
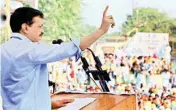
[79,6,115,50]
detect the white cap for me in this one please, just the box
[151,93,155,98]
[159,106,165,110]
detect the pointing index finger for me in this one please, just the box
[103,5,109,17]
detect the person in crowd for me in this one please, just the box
[48,39,64,93]
[1,6,115,110]
[162,69,171,90]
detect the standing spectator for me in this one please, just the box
[162,69,171,90]
[171,71,176,88]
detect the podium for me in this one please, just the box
[51,93,137,110]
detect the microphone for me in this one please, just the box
[81,48,110,92]
[81,56,89,71]
[52,39,63,44]
[87,48,102,71]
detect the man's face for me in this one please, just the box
[26,16,44,42]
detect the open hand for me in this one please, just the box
[99,6,115,33]
[52,99,74,109]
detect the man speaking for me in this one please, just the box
[1,6,115,110]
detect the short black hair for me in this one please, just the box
[10,7,44,32]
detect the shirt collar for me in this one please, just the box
[11,33,32,42]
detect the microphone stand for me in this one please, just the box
[81,48,110,92]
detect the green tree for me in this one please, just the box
[39,0,98,42]
[0,27,9,44]
[38,0,83,41]
[121,8,176,37]
[169,18,176,37]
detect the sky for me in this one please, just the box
[81,0,176,32]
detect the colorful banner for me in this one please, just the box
[124,32,169,56]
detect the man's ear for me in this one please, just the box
[21,23,28,34]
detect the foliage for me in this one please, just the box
[121,8,176,37]
[38,0,96,41]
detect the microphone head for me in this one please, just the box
[81,57,89,70]
[52,39,63,44]
[57,39,63,44]
[52,40,57,44]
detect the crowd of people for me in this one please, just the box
[48,49,176,110]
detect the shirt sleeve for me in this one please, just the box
[71,39,82,61]
[28,39,82,64]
